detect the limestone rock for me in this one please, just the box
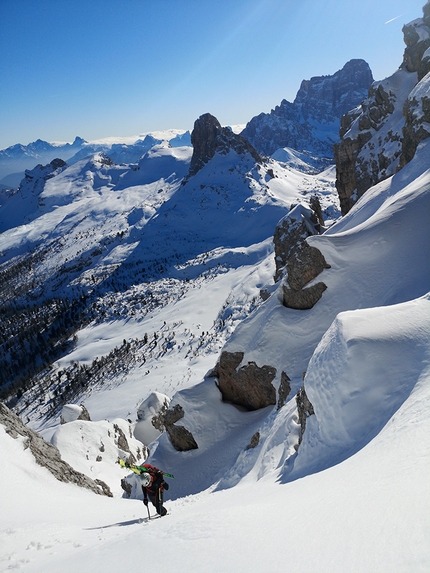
[211,351,277,411]
[273,203,326,283]
[188,113,261,177]
[282,241,330,310]
[0,403,112,496]
[296,385,315,446]
[277,372,292,410]
[335,3,430,215]
[161,404,198,452]
[246,431,260,450]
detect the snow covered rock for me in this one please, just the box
[241,59,373,158]
[335,3,430,214]
[0,403,111,496]
[60,403,91,424]
[134,391,170,445]
[51,418,147,494]
[188,113,261,177]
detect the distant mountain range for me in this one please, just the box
[0,59,373,191]
[241,59,373,158]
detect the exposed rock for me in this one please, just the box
[121,478,132,497]
[335,4,430,214]
[0,403,112,496]
[296,385,315,446]
[241,59,373,158]
[400,72,430,169]
[283,281,328,310]
[246,431,260,450]
[161,404,198,452]
[273,203,325,283]
[211,351,277,411]
[277,371,292,410]
[166,424,198,452]
[282,241,330,310]
[188,113,261,177]
[113,423,131,454]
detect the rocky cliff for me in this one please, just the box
[335,2,430,215]
[0,402,112,496]
[241,59,373,158]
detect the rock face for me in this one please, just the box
[210,351,277,411]
[335,2,430,215]
[0,403,112,496]
[162,404,198,451]
[273,201,331,310]
[241,59,373,158]
[296,385,315,446]
[188,113,262,177]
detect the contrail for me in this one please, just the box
[385,14,404,24]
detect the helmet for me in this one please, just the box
[140,472,152,487]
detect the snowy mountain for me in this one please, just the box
[1,4,430,572]
[0,130,191,190]
[335,8,430,214]
[241,59,373,159]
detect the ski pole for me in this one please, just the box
[146,504,151,520]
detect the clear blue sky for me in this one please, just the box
[0,0,425,149]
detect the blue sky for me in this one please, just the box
[0,0,425,149]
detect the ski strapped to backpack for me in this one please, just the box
[118,459,174,479]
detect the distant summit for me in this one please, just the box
[241,59,373,158]
[188,113,261,176]
[0,136,87,188]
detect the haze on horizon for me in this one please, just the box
[0,0,424,149]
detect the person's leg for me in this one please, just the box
[155,488,167,516]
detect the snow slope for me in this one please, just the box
[1,116,429,572]
[1,295,429,572]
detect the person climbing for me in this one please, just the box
[139,463,169,517]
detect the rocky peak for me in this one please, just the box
[188,113,261,177]
[241,60,373,158]
[335,2,430,215]
[294,59,374,124]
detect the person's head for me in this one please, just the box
[141,473,152,487]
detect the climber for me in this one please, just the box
[139,463,169,517]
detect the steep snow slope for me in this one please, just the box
[1,294,429,572]
[143,139,430,499]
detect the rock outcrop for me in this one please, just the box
[273,202,325,283]
[0,403,112,496]
[162,404,198,451]
[210,351,277,411]
[296,385,315,447]
[188,113,261,177]
[241,59,373,158]
[335,2,430,215]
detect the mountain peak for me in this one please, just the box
[188,113,261,176]
[241,60,373,158]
